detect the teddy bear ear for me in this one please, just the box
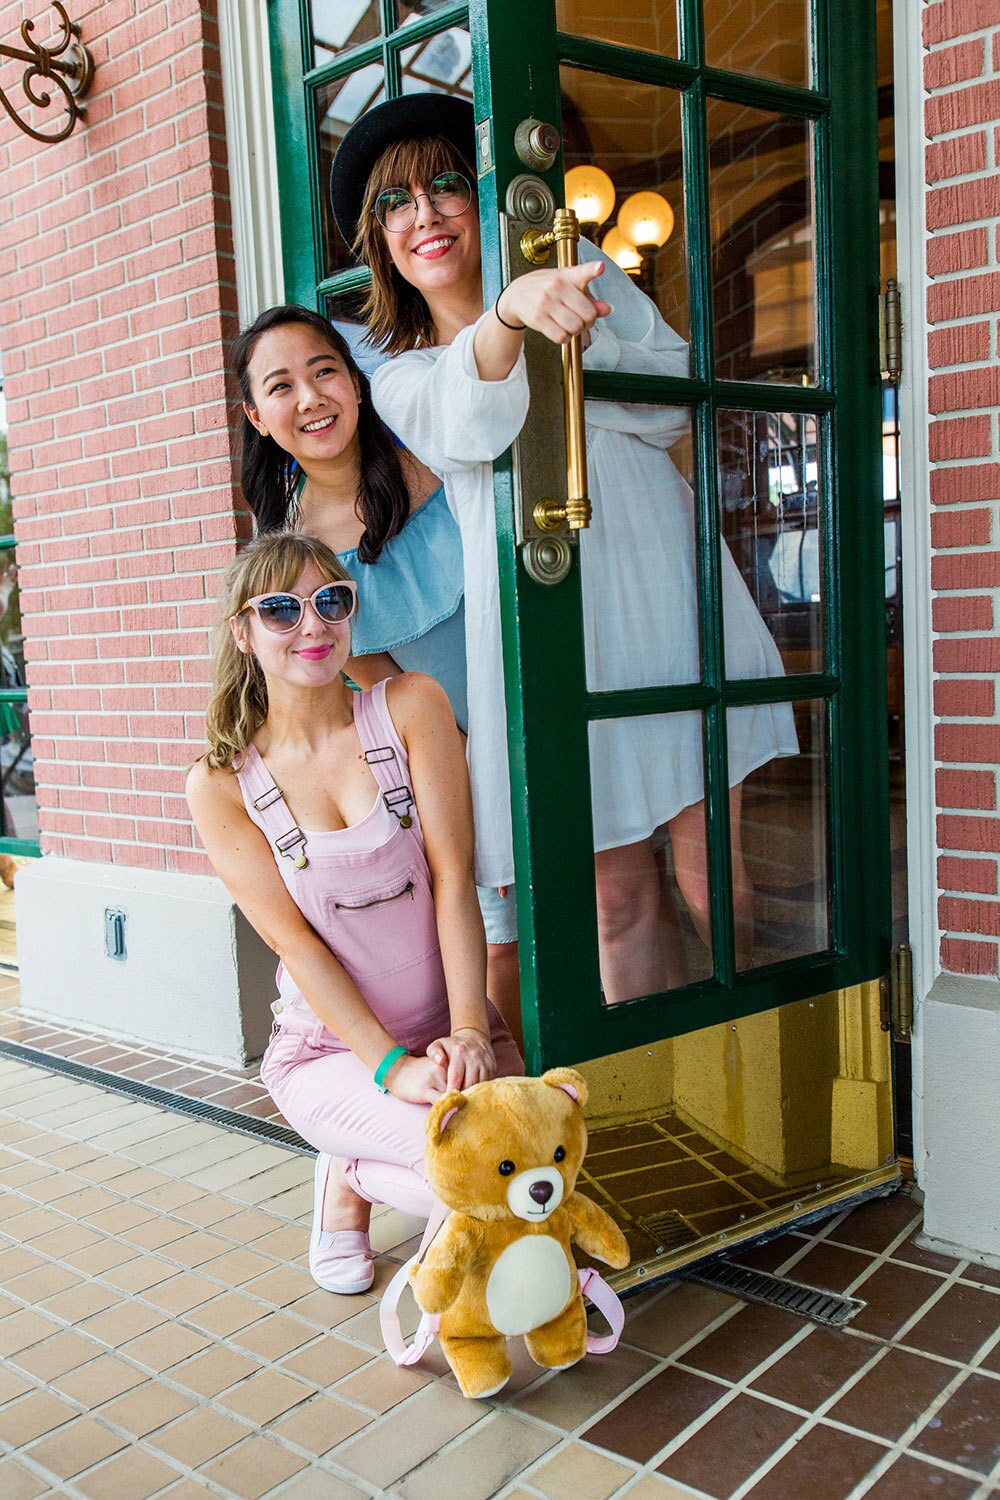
[541,1067,588,1109]
[425,1090,467,1143]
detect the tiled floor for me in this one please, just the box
[0,977,282,1125]
[2,1057,1000,1499]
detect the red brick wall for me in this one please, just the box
[925,0,1000,977]
[0,0,239,876]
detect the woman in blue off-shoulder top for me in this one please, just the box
[231,305,520,1036]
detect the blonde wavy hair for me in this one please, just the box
[204,532,355,771]
[354,134,478,355]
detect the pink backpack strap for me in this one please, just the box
[579,1267,626,1354]
[353,682,423,840]
[234,745,309,870]
[380,1197,450,1367]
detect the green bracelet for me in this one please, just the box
[374,1044,409,1094]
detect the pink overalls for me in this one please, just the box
[237,679,523,1219]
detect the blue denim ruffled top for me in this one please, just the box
[336,484,469,732]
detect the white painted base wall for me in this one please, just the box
[16,858,277,1068]
[921,974,1000,1264]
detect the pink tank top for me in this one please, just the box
[234,681,450,1051]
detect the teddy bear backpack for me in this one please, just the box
[380,1069,632,1399]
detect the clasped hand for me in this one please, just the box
[384,1027,496,1102]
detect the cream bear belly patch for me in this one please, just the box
[485,1235,573,1336]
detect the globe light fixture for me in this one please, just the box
[617,190,675,250]
[564,163,616,229]
[601,226,643,277]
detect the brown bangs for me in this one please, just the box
[353,133,477,356]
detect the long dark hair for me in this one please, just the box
[230,305,409,563]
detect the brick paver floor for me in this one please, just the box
[2,1055,1000,1499]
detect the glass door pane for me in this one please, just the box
[588,712,713,1003]
[733,698,829,968]
[311,0,381,66]
[718,408,824,677]
[560,68,689,336]
[704,0,813,86]
[707,100,817,385]
[555,0,679,59]
[316,67,386,275]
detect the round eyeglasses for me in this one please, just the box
[374,172,473,233]
[237,582,357,634]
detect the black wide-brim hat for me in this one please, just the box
[329,93,476,247]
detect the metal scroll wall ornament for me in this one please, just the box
[0,3,94,144]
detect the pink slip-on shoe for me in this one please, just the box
[309,1152,375,1295]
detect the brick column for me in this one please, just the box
[924,0,1000,978]
[0,0,239,873]
[0,1,272,1061]
[920,0,1000,1264]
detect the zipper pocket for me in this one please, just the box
[335,879,415,912]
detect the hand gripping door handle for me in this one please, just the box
[519,206,592,533]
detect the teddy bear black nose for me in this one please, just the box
[529,1180,553,1205]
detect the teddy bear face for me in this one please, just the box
[424,1071,590,1223]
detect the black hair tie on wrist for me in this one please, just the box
[494,292,526,332]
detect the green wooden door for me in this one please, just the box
[266,0,888,1074]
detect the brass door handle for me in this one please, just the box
[519,207,592,533]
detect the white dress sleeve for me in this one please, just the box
[579,238,691,450]
[371,316,530,475]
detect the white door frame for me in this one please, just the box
[892,0,935,1180]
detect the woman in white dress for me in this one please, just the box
[331,96,797,1000]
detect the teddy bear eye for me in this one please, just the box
[554,1145,566,1163]
[498,1160,516,1176]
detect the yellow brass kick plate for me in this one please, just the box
[572,983,899,1290]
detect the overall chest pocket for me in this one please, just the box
[323,866,439,980]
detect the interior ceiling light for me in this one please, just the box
[600,226,643,276]
[564,163,617,228]
[617,190,675,250]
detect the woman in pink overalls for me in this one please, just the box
[187,531,522,1295]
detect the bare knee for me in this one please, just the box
[488,942,519,984]
[678,870,711,933]
[595,869,659,943]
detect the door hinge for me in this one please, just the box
[880,940,913,1040]
[880,278,902,383]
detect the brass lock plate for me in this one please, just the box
[499,202,572,554]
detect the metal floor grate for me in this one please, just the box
[686,1258,865,1327]
[0,1040,313,1154]
[638,1208,700,1252]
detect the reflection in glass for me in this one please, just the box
[732,698,826,969]
[707,101,816,384]
[316,66,385,277]
[718,410,823,676]
[560,68,689,340]
[0,549,23,678]
[704,0,812,88]
[396,0,460,27]
[580,404,697,696]
[325,285,383,378]
[0,554,34,844]
[400,23,472,97]
[590,713,711,1004]
[311,0,380,68]
[0,706,35,843]
[555,0,679,60]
